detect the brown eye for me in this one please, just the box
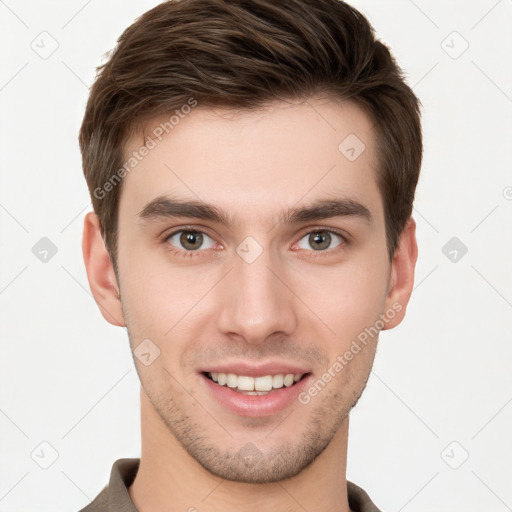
[309,231,331,250]
[180,231,203,250]
[296,230,344,252]
[166,230,215,252]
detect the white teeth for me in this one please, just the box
[208,372,304,392]
[283,374,295,387]
[272,374,284,389]
[255,375,273,391]
[237,375,255,391]
[226,373,238,388]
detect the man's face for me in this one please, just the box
[115,97,395,482]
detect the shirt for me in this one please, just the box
[78,458,382,512]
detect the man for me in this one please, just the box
[78,0,421,510]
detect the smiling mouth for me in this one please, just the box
[203,371,309,395]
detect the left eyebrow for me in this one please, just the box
[137,195,372,227]
[281,198,372,225]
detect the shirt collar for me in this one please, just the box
[80,458,381,512]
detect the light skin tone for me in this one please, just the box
[83,96,417,512]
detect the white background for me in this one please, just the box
[0,1,511,511]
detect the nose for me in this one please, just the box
[216,243,299,345]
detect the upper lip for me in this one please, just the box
[199,361,311,377]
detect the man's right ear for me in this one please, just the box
[82,211,125,327]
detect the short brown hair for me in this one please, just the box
[79,0,422,270]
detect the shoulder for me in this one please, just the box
[347,480,382,512]
[74,458,140,512]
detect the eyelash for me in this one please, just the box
[162,226,348,259]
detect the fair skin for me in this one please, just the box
[82,96,417,512]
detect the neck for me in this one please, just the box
[129,387,352,512]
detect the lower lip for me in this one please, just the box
[200,373,311,418]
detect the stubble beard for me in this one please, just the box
[143,366,371,484]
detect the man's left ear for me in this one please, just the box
[382,217,418,330]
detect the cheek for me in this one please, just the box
[295,259,390,340]
[122,269,195,332]
[118,247,220,359]
[117,243,178,332]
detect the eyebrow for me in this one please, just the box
[137,195,372,227]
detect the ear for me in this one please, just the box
[82,211,125,327]
[382,217,418,330]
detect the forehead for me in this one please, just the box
[119,97,383,228]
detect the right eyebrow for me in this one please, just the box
[138,196,231,225]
